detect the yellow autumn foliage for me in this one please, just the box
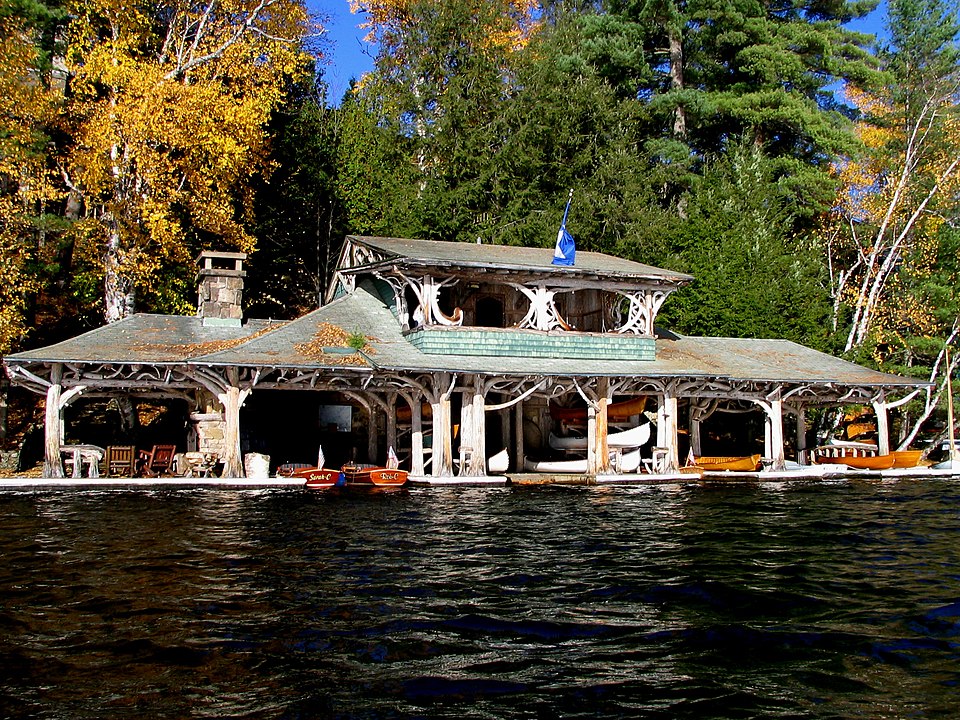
[0,20,62,353]
[64,0,318,321]
[823,81,960,354]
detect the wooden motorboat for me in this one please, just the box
[693,454,762,472]
[891,450,924,468]
[549,396,647,423]
[549,423,651,451]
[304,469,341,488]
[815,453,896,470]
[523,449,641,474]
[340,464,409,486]
[277,465,341,488]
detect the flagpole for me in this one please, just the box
[561,189,573,227]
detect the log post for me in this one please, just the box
[385,392,397,456]
[689,407,702,457]
[43,364,64,478]
[795,408,808,465]
[410,398,425,476]
[595,379,611,474]
[431,374,455,477]
[467,382,487,476]
[768,395,786,471]
[458,389,473,475]
[514,401,524,473]
[586,403,597,474]
[220,385,244,478]
[367,404,378,463]
[873,399,890,456]
[660,384,679,472]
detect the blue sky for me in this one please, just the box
[315,1,375,101]
[314,0,889,101]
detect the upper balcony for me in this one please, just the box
[328,236,693,361]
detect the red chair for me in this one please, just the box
[138,445,177,476]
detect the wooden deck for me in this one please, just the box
[0,465,956,489]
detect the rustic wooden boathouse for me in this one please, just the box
[3,240,921,480]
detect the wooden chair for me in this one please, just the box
[138,444,177,476]
[105,445,136,477]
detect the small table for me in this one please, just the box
[179,452,219,478]
[61,445,105,479]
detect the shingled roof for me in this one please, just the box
[341,236,695,284]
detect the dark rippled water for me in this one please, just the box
[1,480,959,719]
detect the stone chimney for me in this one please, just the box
[197,251,247,327]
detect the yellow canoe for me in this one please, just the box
[693,454,762,471]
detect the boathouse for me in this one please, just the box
[3,239,921,480]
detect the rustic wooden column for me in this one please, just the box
[410,399,425,476]
[764,416,773,459]
[795,408,808,465]
[366,405,379,464]
[513,401,524,472]
[594,379,611,474]
[586,403,597,474]
[873,399,890,456]
[220,384,244,478]
[458,383,489,476]
[43,364,64,478]
[689,412,702,457]
[385,393,397,456]
[431,374,455,477]
[659,384,680,472]
[467,381,487,476]
[458,389,473,475]
[767,395,786,471]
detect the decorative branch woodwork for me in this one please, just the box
[608,289,668,335]
[509,284,571,331]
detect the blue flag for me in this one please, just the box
[552,190,575,266]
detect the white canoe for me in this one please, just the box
[488,448,509,474]
[524,449,641,474]
[549,423,651,451]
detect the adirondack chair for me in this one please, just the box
[138,444,177,477]
[105,445,136,477]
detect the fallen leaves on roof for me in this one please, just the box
[294,322,377,366]
[135,323,287,358]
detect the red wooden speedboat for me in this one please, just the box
[340,464,409,486]
[278,465,341,488]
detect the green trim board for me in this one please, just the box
[405,327,656,360]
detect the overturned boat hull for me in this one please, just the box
[549,423,651,451]
[524,449,641,474]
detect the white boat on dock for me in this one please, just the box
[523,449,642,474]
[548,423,651,451]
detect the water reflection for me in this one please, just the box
[0,481,958,718]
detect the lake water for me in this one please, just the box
[1,479,958,719]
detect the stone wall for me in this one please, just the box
[189,412,227,457]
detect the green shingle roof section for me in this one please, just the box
[345,236,694,284]
[406,326,656,360]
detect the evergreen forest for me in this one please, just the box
[1,0,959,447]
